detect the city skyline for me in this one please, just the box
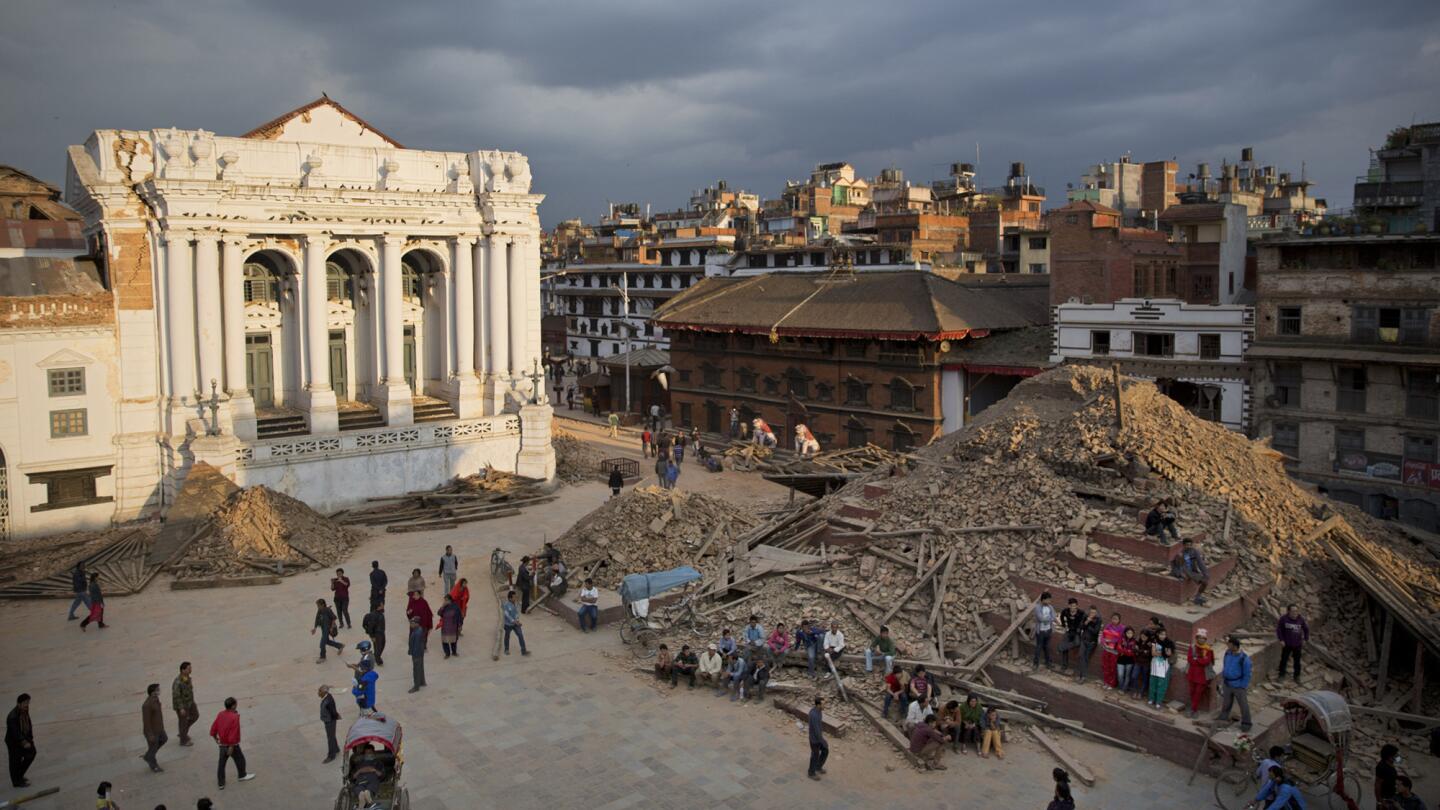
[2,0,1437,226]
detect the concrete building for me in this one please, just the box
[1250,234,1440,531]
[1354,122,1440,235]
[1051,298,1253,431]
[50,97,553,535]
[1066,157,1178,225]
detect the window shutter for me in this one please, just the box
[1400,308,1430,345]
[1352,306,1377,343]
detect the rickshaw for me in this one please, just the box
[617,565,704,658]
[1213,690,1363,810]
[334,712,409,810]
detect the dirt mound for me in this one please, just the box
[555,485,758,587]
[175,486,366,580]
[553,423,607,484]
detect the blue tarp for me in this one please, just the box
[619,566,701,604]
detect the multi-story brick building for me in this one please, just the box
[654,271,1049,449]
[1250,234,1440,531]
[1353,121,1440,235]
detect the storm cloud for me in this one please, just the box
[2,0,1436,225]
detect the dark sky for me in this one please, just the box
[3,0,1437,227]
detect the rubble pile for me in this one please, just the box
[337,467,556,533]
[553,423,607,484]
[173,486,365,580]
[554,485,757,587]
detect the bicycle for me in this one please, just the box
[1213,738,1363,810]
[490,547,514,583]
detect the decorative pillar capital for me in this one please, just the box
[193,232,220,246]
[164,229,194,243]
[380,235,406,248]
[301,234,330,252]
[455,234,478,247]
[221,234,247,248]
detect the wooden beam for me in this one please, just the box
[962,598,1040,674]
[773,698,847,736]
[927,547,958,632]
[852,700,922,768]
[1409,644,1425,714]
[1377,610,1395,701]
[880,550,951,626]
[1347,704,1440,729]
[866,545,918,568]
[1029,727,1096,786]
[847,604,883,640]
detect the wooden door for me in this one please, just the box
[245,334,274,408]
[402,326,417,393]
[329,330,348,401]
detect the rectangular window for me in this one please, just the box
[678,370,691,383]
[1028,237,1047,250]
[889,380,916,411]
[1272,422,1299,458]
[49,409,88,438]
[1273,363,1302,407]
[1336,366,1367,413]
[1029,263,1046,274]
[702,365,722,389]
[1133,265,1148,297]
[1198,334,1222,360]
[27,466,113,512]
[844,342,868,359]
[1406,368,1439,420]
[1090,330,1111,356]
[1134,332,1175,358]
[1404,434,1437,464]
[737,370,757,392]
[1277,307,1302,336]
[1400,308,1431,345]
[679,403,692,427]
[847,424,869,448]
[47,368,85,397]
[1335,427,1365,453]
[845,379,867,405]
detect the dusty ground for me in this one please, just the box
[0,418,1246,809]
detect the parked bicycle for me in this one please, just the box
[490,547,514,583]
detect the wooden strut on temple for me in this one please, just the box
[880,550,952,627]
[963,598,1040,673]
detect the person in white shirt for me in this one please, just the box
[822,621,846,668]
[697,643,724,691]
[577,579,600,633]
[904,695,933,733]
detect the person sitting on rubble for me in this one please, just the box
[795,618,823,677]
[1145,498,1180,542]
[937,699,963,750]
[697,643,724,691]
[908,664,932,708]
[671,644,699,688]
[821,621,846,669]
[904,690,934,733]
[743,616,766,652]
[547,561,568,600]
[909,713,949,771]
[866,625,898,676]
[979,706,1006,760]
[717,628,737,657]
[882,663,907,719]
[749,657,772,702]
[726,651,750,702]
[958,693,984,755]
[653,644,673,681]
[1170,538,1210,605]
[766,622,791,666]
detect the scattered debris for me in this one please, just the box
[553,423,608,484]
[337,467,556,533]
[172,486,365,583]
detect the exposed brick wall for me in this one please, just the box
[1064,553,1237,604]
[0,294,114,328]
[108,228,154,311]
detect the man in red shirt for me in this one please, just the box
[208,697,256,790]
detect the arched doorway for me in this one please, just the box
[325,248,377,404]
[400,248,446,396]
[241,249,299,410]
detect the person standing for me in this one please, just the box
[1048,770,1076,810]
[640,428,652,459]
[362,602,386,667]
[1275,604,1309,684]
[1116,627,1139,698]
[807,695,828,780]
[607,411,620,438]
[95,781,119,809]
[406,568,425,597]
[330,568,352,630]
[1057,598,1082,675]
[450,578,470,636]
[368,561,387,612]
[405,591,433,641]
[673,433,686,464]
[515,557,533,613]
[437,595,462,658]
[577,579,599,632]
[1099,613,1124,690]
[649,403,660,431]
[1216,636,1253,732]
[407,617,427,693]
[80,572,108,630]
[6,693,35,788]
[1077,606,1102,684]
[67,561,90,621]
[1186,628,1216,718]
[318,686,341,764]
[172,662,198,747]
[728,407,740,439]
[1147,628,1175,709]
[209,697,255,790]
[313,599,344,663]
[141,683,167,772]
[1033,592,1056,670]
[438,546,460,596]
[653,454,669,489]
[1375,743,1400,806]
[607,466,624,499]
[502,590,529,655]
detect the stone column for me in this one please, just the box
[302,235,339,433]
[375,235,414,425]
[515,402,556,480]
[472,239,487,377]
[164,231,197,428]
[485,235,510,412]
[451,235,481,418]
[194,234,223,399]
[507,236,527,382]
[221,238,256,440]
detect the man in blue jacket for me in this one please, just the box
[1216,636,1253,732]
[1254,764,1306,809]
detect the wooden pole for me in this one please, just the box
[1409,644,1425,713]
[1111,363,1125,430]
[1376,610,1394,700]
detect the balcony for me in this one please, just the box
[1353,180,1424,208]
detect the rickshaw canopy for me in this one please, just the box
[1281,690,1352,737]
[619,566,701,604]
[344,712,403,753]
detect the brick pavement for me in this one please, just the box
[0,432,1221,809]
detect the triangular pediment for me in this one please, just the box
[36,347,95,368]
[241,96,404,150]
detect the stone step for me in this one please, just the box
[983,661,1288,774]
[1065,551,1238,605]
[412,402,458,423]
[338,408,385,431]
[256,414,307,439]
[1010,574,1272,644]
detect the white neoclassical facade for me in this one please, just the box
[61,97,554,523]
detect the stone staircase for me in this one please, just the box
[256,410,307,439]
[412,396,458,423]
[338,404,385,432]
